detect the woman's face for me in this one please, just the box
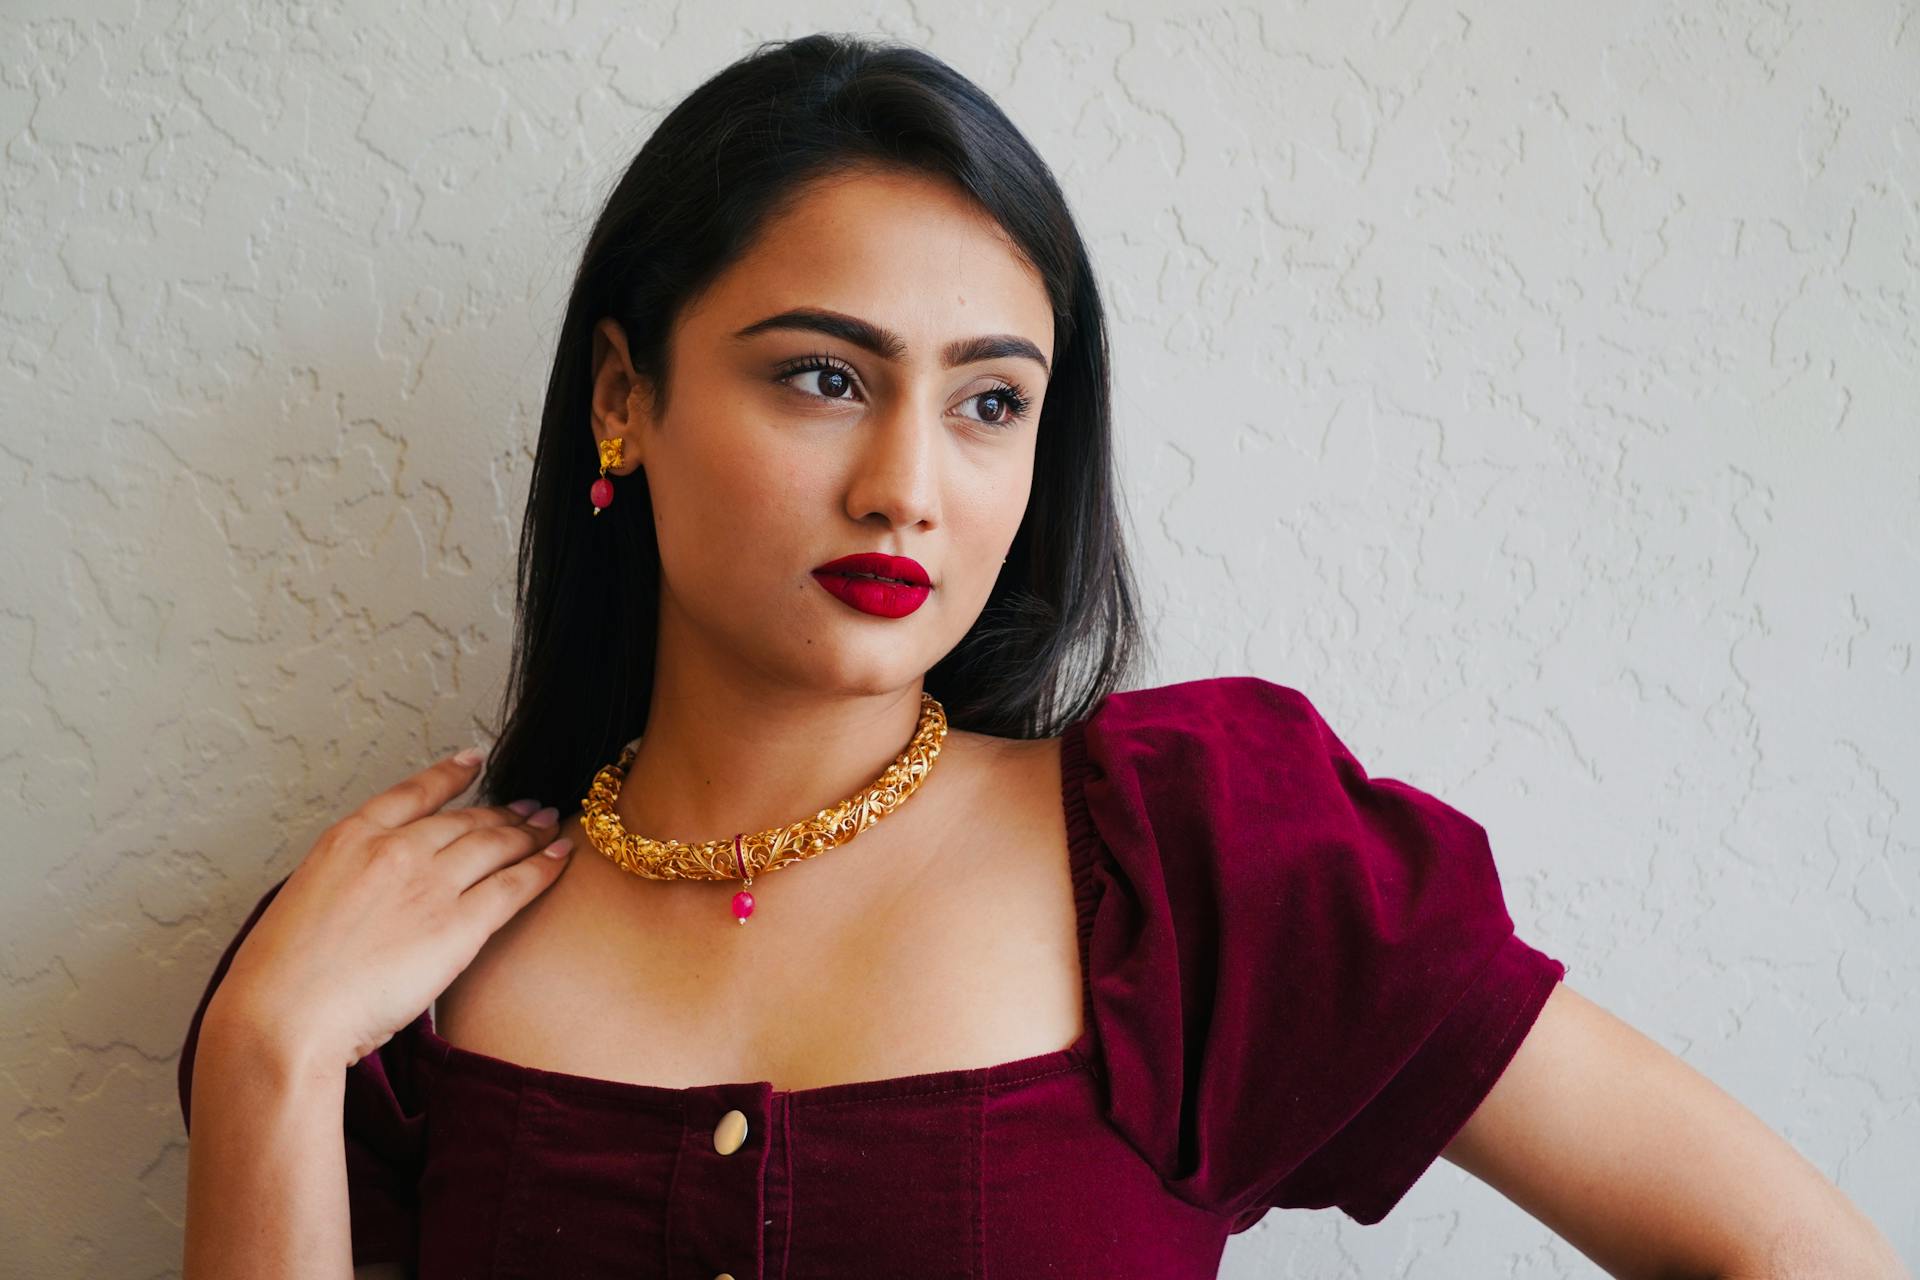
[591,166,1055,699]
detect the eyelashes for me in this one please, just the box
[772,351,1034,428]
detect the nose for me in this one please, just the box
[842,397,942,532]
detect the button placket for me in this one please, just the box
[668,1085,773,1280]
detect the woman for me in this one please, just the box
[177,32,1904,1280]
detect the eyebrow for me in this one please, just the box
[731,307,1050,376]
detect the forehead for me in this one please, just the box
[687,166,1055,362]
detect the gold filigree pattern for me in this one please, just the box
[578,691,948,882]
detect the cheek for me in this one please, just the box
[648,423,805,578]
[941,460,1033,604]
[958,450,1034,545]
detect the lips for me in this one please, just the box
[811,553,931,587]
[811,552,933,619]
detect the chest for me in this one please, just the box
[433,737,1082,1093]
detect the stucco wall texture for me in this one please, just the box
[2,3,1914,1277]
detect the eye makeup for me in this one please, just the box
[771,351,1035,428]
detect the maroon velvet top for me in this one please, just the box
[177,676,1567,1278]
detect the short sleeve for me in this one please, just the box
[1067,676,1567,1229]
[176,874,428,1266]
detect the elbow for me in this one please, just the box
[1720,1206,1910,1280]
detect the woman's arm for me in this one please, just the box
[182,996,358,1280]
[1441,983,1908,1279]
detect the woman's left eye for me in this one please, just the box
[964,381,1033,427]
[774,355,1033,428]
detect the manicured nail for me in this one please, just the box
[529,806,559,827]
[507,798,540,816]
[542,837,574,858]
[453,745,488,766]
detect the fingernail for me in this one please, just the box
[542,837,574,858]
[529,806,559,827]
[508,798,540,816]
[453,745,488,766]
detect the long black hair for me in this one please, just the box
[476,31,1146,811]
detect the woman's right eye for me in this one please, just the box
[776,355,863,403]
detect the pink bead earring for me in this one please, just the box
[590,438,623,515]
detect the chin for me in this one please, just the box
[790,641,940,700]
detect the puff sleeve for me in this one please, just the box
[1070,676,1567,1229]
[176,874,428,1266]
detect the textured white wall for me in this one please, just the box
[2,2,1914,1276]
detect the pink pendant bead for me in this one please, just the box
[590,476,614,510]
[731,889,755,924]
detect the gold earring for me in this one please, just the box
[591,438,623,516]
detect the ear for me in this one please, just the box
[589,317,653,474]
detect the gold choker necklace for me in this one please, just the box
[578,691,948,924]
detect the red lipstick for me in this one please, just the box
[811,552,932,619]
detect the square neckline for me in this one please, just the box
[408,715,1105,1109]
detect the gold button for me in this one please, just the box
[712,1108,749,1155]
[714,1274,736,1280]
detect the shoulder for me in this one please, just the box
[1067,675,1364,827]
[935,724,1064,802]
[943,676,1323,775]
[1066,673,1522,977]
[1073,675,1333,762]
[1079,673,1318,722]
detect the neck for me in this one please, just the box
[612,651,931,848]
